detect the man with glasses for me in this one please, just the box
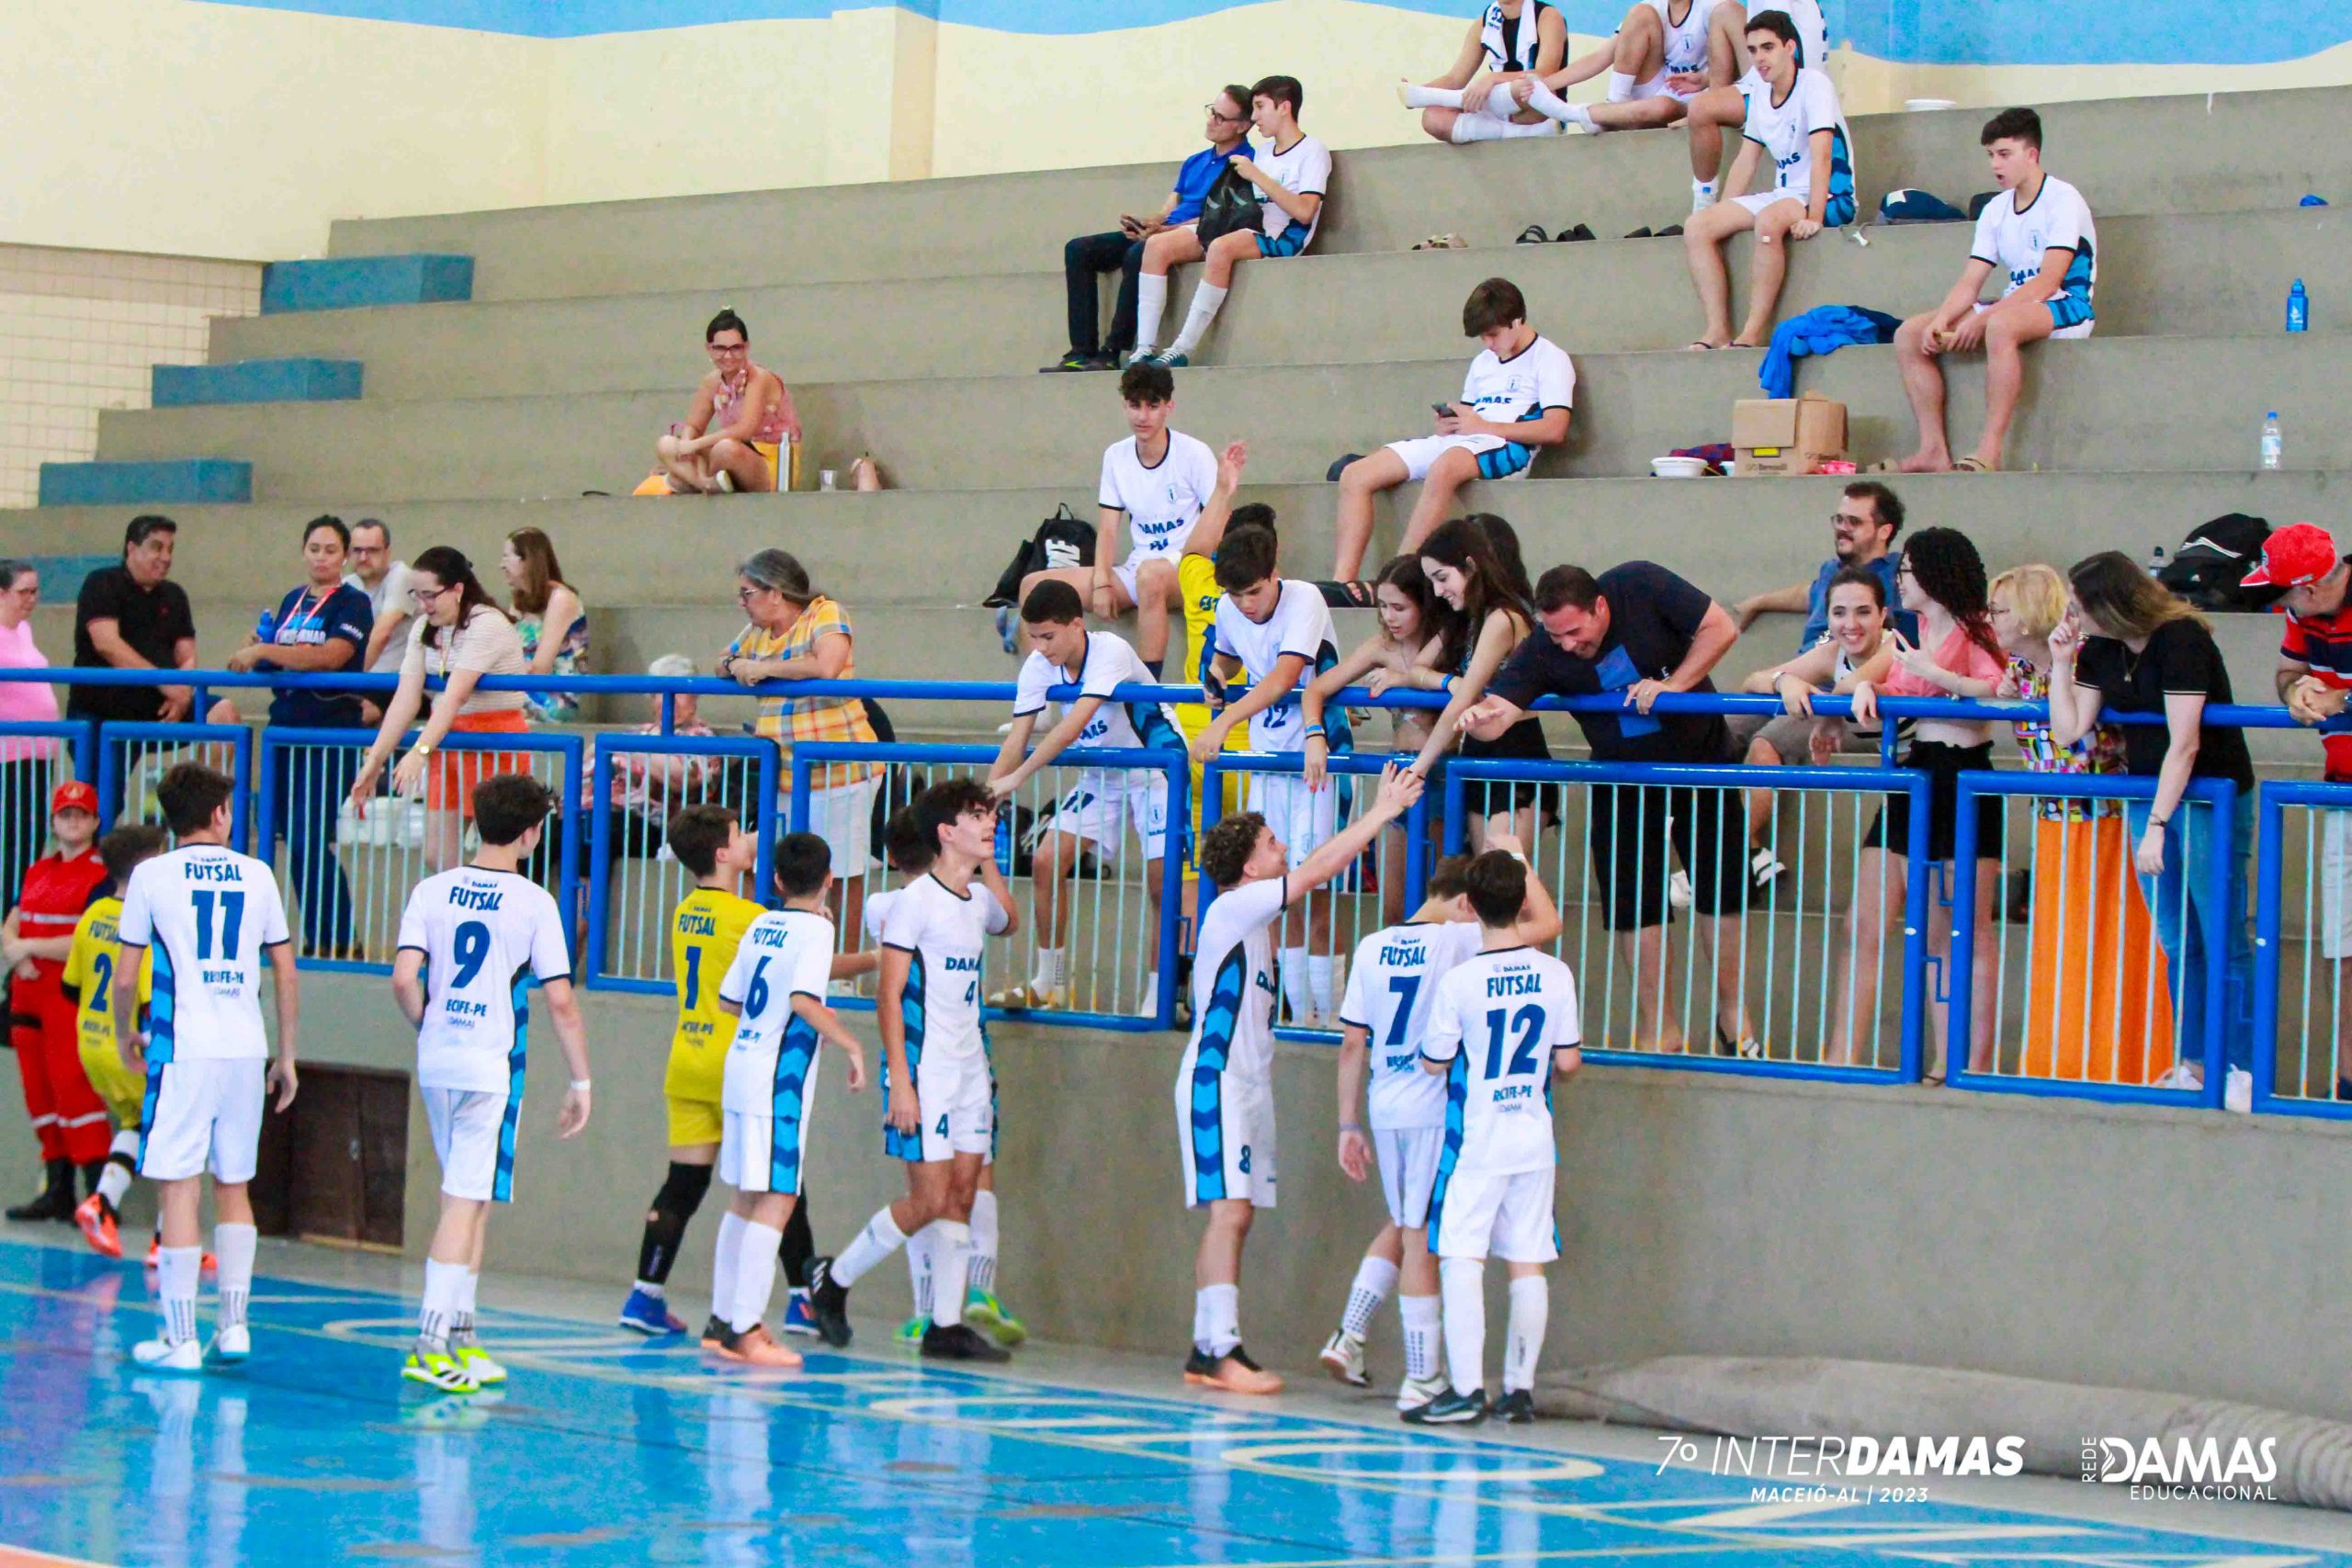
[655,310,800,494]
[1043,88,1257,374]
[345,519,413,700]
[1729,480,1911,652]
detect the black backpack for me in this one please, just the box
[2158,513,2285,612]
[985,504,1095,608]
[1193,162,1264,244]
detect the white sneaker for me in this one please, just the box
[1396,1371,1449,1412]
[1749,848,1785,887]
[1668,870,1694,909]
[133,1337,203,1373]
[2151,1063,2204,1092]
[2224,1066,2254,1114]
[210,1325,251,1362]
[1318,1330,1369,1388]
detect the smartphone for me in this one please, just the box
[1431,401,1453,416]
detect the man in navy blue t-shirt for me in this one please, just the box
[1045,88,1254,373]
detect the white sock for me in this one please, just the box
[1504,1275,1548,1393]
[214,1222,257,1332]
[1521,80,1595,130]
[632,1278,665,1298]
[730,1221,783,1334]
[98,1130,137,1208]
[907,1222,937,1320]
[1307,955,1336,1018]
[1400,1292,1442,1382]
[1605,70,1638,102]
[1691,176,1720,211]
[711,1211,746,1323]
[419,1257,466,1349]
[832,1207,908,1288]
[1167,283,1227,357]
[1143,969,1160,1014]
[1134,273,1169,354]
[1441,1256,1487,1395]
[1401,81,1464,109]
[1340,1255,1396,1338]
[930,1220,973,1328]
[967,1190,1000,1299]
[1199,1281,1241,1358]
[1281,946,1311,1021]
[158,1246,201,1346]
[456,1269,480,1337]
[1032,948,1064,995]
[1450,112,1558,142]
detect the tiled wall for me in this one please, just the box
[0,246,262,508]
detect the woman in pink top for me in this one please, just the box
[653,308,801,495]
[0,562,61,907]
[1826,528,2006,1079]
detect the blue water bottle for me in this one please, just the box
[254,607,277,641]
[2288,279,2309,333]
[995,807,1015,876]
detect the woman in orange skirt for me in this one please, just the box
[1989,566,2173,1083]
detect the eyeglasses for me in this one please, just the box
[409,582,455,605]
[1831,512,1873,527]
[707,341,748,355]
[1894,560,1917,579]
[1204,103,1247,122]
[737,584,773,603]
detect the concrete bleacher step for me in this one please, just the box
[322,87,2352,299]
[37,458,251,508]
[206,209,2348,398]
[260,254,474,314]
[153,357,362,408]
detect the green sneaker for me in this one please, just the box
[893,1315,928,1347]
[402,1347,479,1394]
[964,1292,1026,1348]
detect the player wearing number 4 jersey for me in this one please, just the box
[112,764,301,1376]
[392,773,592,1394]
[1404,850,1582,1427]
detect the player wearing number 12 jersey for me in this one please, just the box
[392,774,591,1394]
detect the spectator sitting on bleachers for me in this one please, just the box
[1679,9,1853,350]
[1393,0,1566,145]
[1132,75,1329,368]
[654,309,801,494]
[503,527,590,727]
[70,515,195,729]
[1329,277,1573,582]
[1894,107,2096,474]
[1730,480,1911,649]
[1044,87,1255,373]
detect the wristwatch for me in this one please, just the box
[410,741,435,759]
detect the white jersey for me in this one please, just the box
[880,871,1011,1070]
[1743,66,1852,201]
[1012,627,1178,752]
[396,867,571,1094]
[115,844,290,1065]
[1256,133,1331,245]
[1459,334,1576,433]
[1636,0,1720,78]
[1479,0,1556,72]
[1970,175,2098,310]
[1099,430,1217,568]
[1422,945,1581,1179]
[717,908,835,1114]
[862,886,900,945]
[1182,877,1283,1082]
[1338,919,1483,1131]
[1211,579,1343,753]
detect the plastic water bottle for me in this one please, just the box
[994,809,1015,877]
[254,607,277,641]
[2288,279,2309,333]
[2145,544,2168,577]
[2261,412,2283,471]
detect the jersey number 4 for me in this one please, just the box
[1481,1005,1544,1080]
[189,890,246,962]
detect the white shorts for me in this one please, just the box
[2319,811,2352,961]
[1971,298,2095,342]
[1248,772,1337,869]
[1385,433,1502,481]
[885,1048,993,1163]
[800,774,880,875]
[424,1086,520,1202]
[718,1106,814,1194]
[1046,768,1170,859]
[1629,72,1701,105]
[1375,1125,1445,1229]
[1177,1067,1276,1209]
[1112,556,1180,607]
[137,1058,265,1185]
[1429,1166,1558,1263]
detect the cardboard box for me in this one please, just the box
[1731,393,1848,476]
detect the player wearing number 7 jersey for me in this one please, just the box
[392,774,591,1394]
[112,764,301,1375]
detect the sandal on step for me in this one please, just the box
[1514,223,1551,244]
[1952,456,1990,472]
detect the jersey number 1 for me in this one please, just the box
[190,890,246,962]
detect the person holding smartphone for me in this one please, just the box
[1044,89,1256,374]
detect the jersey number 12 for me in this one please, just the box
[1481,1004,1544,1080]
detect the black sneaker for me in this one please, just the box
[1401,1386,1488,1426]
[922,1322,1012,1362]
[1489,1389,1535,1424]
[1182,1346,1218,1382]
[698,1314,729,1350]
[805,1257,854,1348]
[1039,351,1098,373]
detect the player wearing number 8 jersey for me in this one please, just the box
[392,774,590,1393]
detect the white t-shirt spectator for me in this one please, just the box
[1100,431,1218,568]
[403,604,528,716]
[349,563,414,676]
[1970,175,2098,310]
[1257,134,1332,245]
[1744,67,1850,199]
[1212,580,1340,752]
[1460,335,1576,434]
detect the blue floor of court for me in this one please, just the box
[0,1237,2339,1567]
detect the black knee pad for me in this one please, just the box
[652,1160,713,1219]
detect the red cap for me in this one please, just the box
[50,781,96,815]
[2242,522,2340,589]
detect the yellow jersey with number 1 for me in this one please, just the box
[665,886,763,1104]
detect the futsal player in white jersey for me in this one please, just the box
[113,764,299,1373]
[1894,107,2098,476]
[1406,849,1582,1427]
[1330,277,1575,581]
[1178,762,1421,1395]
[808,779,1020,1362]
[391,773,590,1393]
[1192,525,1355,1024]
[1394,0,1567,145]
[707,832,868,1367]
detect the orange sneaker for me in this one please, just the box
[142,1239,218,1274]
[1191,1346,1283,1395]
[74,1195,122,1259]
[716,1325,803,1368]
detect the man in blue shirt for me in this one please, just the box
[1729,480,1912,651]
[1045,87,1253,373]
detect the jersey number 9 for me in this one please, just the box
[451,920,492,989]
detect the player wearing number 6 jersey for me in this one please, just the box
[1405,849,1581,1428]
[392,774,590,1394]
[113,764,300,1375]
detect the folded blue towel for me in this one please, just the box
[1758,305,1904,398]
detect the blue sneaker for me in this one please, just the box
[780,1288,820,1338]
[617,1287,686,1337]
[1158,352,1190,368]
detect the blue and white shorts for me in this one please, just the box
[1731,187,1856,227]
[1255,220,1313,259]
[884,1049,993,1164]
[1385,433,1535,483]
[424,1086,519,1203]
[1376,1125,1445,1229]
[1177,1067,1276,1209]
[1974,297,2095,341]
[138,1058,265,1186]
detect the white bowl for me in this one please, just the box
[1905,97,1958,112]
[1650,455,1711,479]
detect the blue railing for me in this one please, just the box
[96,721,254,853]
[2251,780,2352,1121]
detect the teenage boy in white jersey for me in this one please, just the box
[1320,845,1561,1406]
[1134,74,1329,368]
[112,764,300,1373]
[1193,525,1353,1025]
[1894,107,2098,476]
[1181,763,1421,1393]
[1407,848,1581,1427]
[1330,277,1576,581]
[707,832,868,1368]
[1395,0,1567,145]
[1018,360,1216,675]
[391,773,589,1393]
[808,779,1020,1362]
[1680,9,1854,350]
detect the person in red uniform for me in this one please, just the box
[4,782,106,1222]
